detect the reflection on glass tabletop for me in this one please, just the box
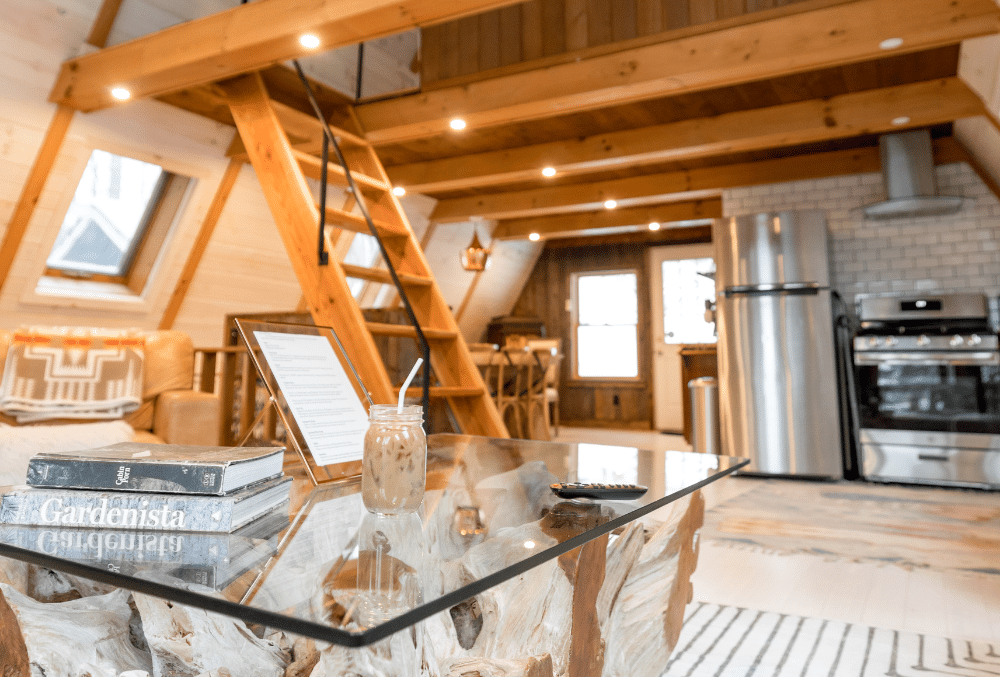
[0,434,747,646]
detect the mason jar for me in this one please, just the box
[362,405,427,514]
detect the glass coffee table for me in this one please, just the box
[0,434,746,651]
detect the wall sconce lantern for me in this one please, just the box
[460,230,491,271]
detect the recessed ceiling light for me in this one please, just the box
[299,34,321,49]
[649,222,661,231]
[541,167,556,177]
[528,232,541,241]
[604,199,617,210]
[449,118,467,131]
[891,116,911,126]
[879,37,904,50]
[392,186,406,196]
[111,87,131,101]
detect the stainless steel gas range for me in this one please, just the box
[852,293,1000,489]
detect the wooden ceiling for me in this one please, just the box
[49,0,1000,242]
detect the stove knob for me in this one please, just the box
[868,337,882,347]
[950,335,964,347]
[968,334,982,346]
[917,335,930,346]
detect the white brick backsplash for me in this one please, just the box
[721,162,1000,310]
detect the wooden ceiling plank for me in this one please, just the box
[393,77,983,193]
[49,0,531,112]
[492,198,722,239]
[432,146,877,221]
[356,0,1000,145]
[544,223,712,248]
[435,137,965,222]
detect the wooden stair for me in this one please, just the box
[219,72,507,438]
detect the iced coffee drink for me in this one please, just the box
[362,405,427,514]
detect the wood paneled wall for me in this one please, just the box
[510,226,710,428]
[421,0,814,86]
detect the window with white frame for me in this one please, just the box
[573,270,639,378]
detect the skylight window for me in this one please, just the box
[45,149,192,292]
[47,150,165,277]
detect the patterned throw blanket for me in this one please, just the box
[0,328,144,423]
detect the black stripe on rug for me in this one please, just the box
[663,603,999,677]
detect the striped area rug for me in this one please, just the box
[663,603,999,677]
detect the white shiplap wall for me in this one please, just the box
[0,0,533,348]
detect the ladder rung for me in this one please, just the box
[270,99,369,149]
[340,263,432,287]
[406,386,486,399]
[294,149,388,193]
[320,204,408,238]
[366,322,457,340]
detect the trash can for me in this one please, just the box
[688,377,720,454]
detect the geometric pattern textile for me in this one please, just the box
[664,602,999,677]
[0,327,144,423]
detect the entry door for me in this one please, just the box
[648,244,716,432]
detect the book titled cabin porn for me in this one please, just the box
[25,442,285,495]
[0,476,292,533]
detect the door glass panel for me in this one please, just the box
[661,257,716,344]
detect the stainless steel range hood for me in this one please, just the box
[863,129,964,219]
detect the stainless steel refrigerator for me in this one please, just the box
[714,210,843,478]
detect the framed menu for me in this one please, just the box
[234,319,372,485]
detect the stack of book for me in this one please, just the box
[0,443,292,590]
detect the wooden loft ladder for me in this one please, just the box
[219,71,507,438]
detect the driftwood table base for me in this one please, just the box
[0,491,702,677]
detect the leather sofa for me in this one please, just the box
[0,329,220,446]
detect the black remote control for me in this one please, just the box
[550,482,648,500]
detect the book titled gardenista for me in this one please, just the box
[0,476,292,533]
[26,442,285,495]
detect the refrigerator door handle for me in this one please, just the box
[722,282,822,297]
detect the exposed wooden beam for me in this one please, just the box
[356,0,1000,145]
[49,0,529,112]
[544,224,713,249]
[395,77,983,194]
[433,138,968,222]
[86,0,125,48]
[493,198,722,240]
[159,158,244,330]
[0,106,75,297]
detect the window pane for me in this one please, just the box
[47,150,164,276]
[578,273,637,326]
[577,325,638,377]
[661,257,716,344]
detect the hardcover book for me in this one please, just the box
[0,505,289,590]
[26,442,285,495]
[0,475,292,533]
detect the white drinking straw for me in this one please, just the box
[398,357,424,413]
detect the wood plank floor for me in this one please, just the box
[551,427,1000,643]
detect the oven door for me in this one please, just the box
[854,348,1000,487]
[853,350,1000,435]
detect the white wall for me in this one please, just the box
[722,162,1000,315]
[0,1,537,349]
